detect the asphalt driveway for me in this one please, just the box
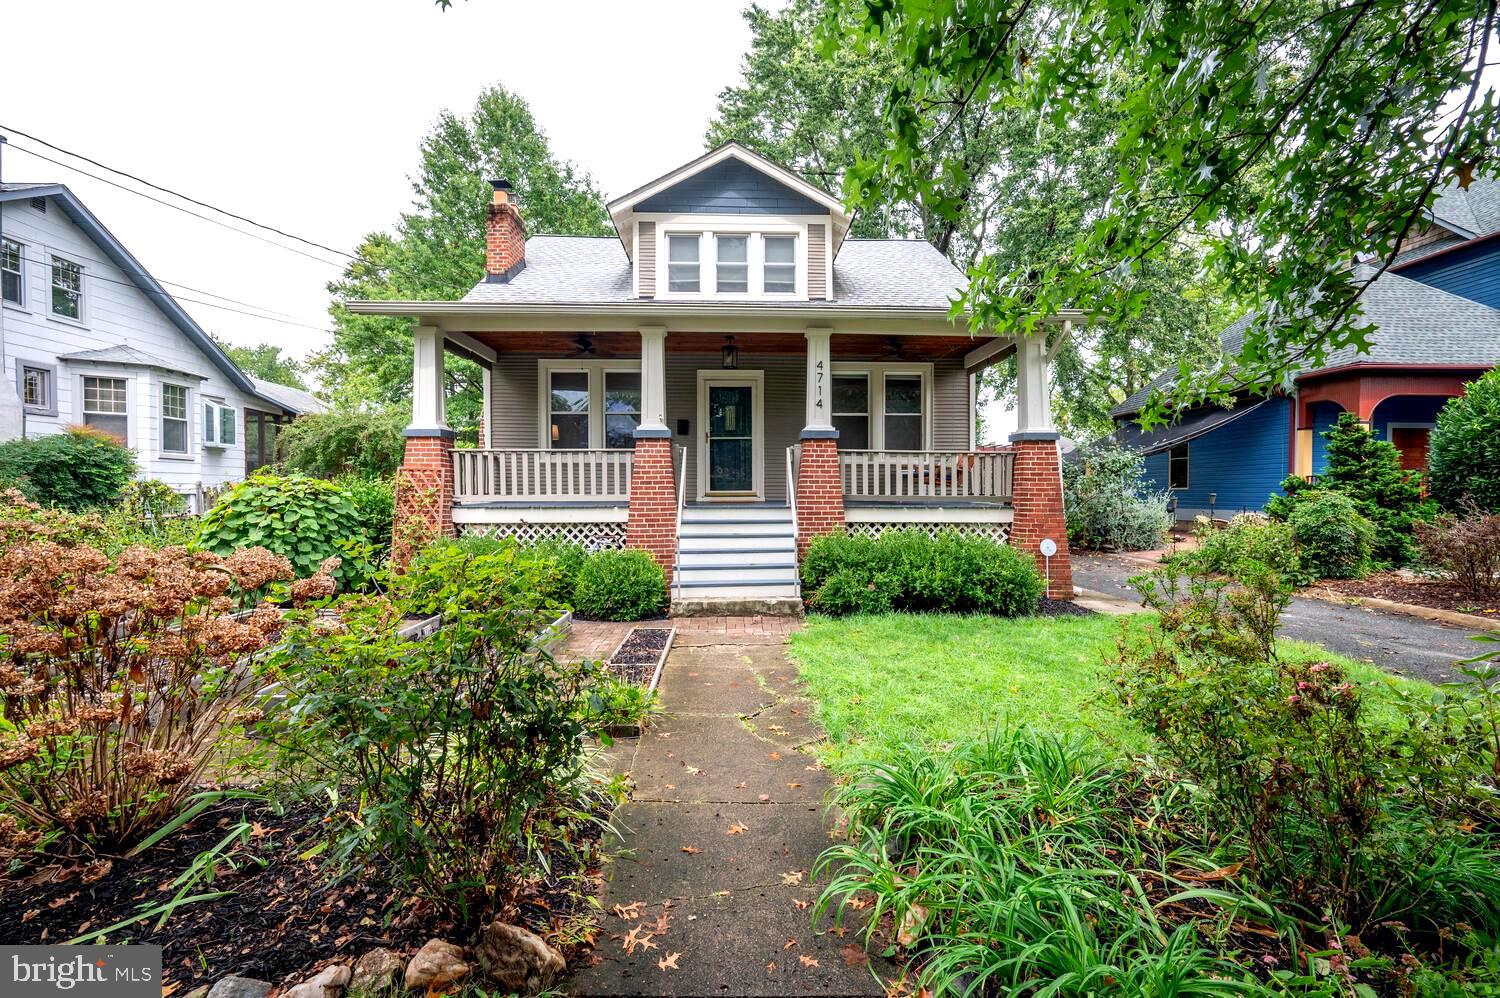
[1072,552,1490,685]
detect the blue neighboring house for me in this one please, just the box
[1113,177,1500,519]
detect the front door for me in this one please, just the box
[698,373,762,499]
[1391,426,1431,472]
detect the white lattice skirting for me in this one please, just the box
[843,521,1012,544]
[456,521,627,549]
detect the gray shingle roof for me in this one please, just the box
[248,377,326,416]
[58,345,200,374]
[1431,175,1500,238]
[459,236,965,309]
[1112,268,1500,417]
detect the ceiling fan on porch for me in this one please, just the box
[570,334,597,357]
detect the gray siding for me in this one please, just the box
[637,159,830,216]
[637,220,656,297]
[487,350,972,501]
[808,224,827,300]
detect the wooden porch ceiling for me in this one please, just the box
[460,330,984,360]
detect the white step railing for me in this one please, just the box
[453,448,634,502]
[839,450,1014,501]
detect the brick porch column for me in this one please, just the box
[393,324,454,565]
[626,326,677,573]
[796,327,844,557]
[1008,434,1072,598]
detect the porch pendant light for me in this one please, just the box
[721,335,739,370]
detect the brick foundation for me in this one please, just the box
[1008,437,1073,599]
[393,433,455,566]
[795,437,845,558]
[627,437,678,573]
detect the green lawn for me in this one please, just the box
[788,612,1431,766]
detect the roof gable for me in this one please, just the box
[635,157,830,216]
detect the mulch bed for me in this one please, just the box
[607,626,671,685]
[0,795,605,993]
[1040,597,1096,618]
[1317,571,1500,620]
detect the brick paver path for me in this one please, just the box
[568,621,891,996]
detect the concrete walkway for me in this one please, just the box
[569,623,892,997]
[1073,552,1487,684]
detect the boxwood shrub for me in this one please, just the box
[803,529,1044,617]
[572,548,667,621]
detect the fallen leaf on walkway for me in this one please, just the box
[800,955,819,967]
[786,782,802,788]
[897,903,929,946]
[770,724,789,735]
[768,751,782,760]
[653,909,671,933]
[683,765,701,775]
[623,924,658,954]
[736,781,748,789]
[781,870,804,886]
[793,899,812,910]
[783,938,797,949]
[805,764,824,771]
[847,894,872,910]
[680,845,701,854]
[766,962,776,974]
[726,822,748,835]
[759,794,771,801]
[613,901,645,920]
[664,784,676,790]
[841,944,868,967]
[658,952,681,971]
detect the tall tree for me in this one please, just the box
[828,0,1498,426]
[317,85,611,436]
[710,0,1230,437]
[212,335,308,390]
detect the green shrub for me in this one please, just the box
[336,474,395,557]
[1116,561,1500,935]
[1287,490,1374,579]
[572,549,667,620]
[1183,513,1309,587]
[262,571,607,925]
[197,473,374,590]
[531,538,587,600]
[395,537,568,619]
[277,407,406,479]
[0,426,136,510]
[1062,442,1172,551]
[1264,473,1316,522]
[1321,412,1436,565]
[1430,368,1500,514]
[802,529,1044,617]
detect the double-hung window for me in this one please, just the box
[603,371,642,449]
[1168,443,1189,490]
[161,384,189,454]
[831,375,870,449]
[667,234,700,292]
[21,365,53,413]
[82,376,129,442]
[548,370,590,448]
[883,375,924,450]
[763,235,796,293]
[715,235,749,293]
[50,255,83,320]
[1,239,22,306]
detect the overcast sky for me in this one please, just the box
[0,0,785,361]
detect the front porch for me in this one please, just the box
[393,322,1074,600]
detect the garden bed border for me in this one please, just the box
[1302,587,1500,633]
[599,624,675,738]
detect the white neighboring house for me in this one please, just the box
[0,182,323,509]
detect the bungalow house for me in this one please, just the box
[1113,177,1500,519]
[0,181,323,508]
[350,144,1078,607]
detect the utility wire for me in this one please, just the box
[4,142,351,268]
[0,124,356,260]
[9,249,331,333]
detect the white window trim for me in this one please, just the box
[535,359,643,450]
[75,371,132,445]
[646,213,811,300]
[830,371,871,448]
[1384,421,1437,441]
[1,236,27,311]
[46,249,87,327]
[1168,442,1190,490]
[158,380,194,459]
[830,362,935,451]
[695,369,766,501]
[17,360,58,417]
[203,397,238,449]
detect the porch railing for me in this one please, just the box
[839,450,1014,502]
[453,448,634,503]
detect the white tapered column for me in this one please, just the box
[408,325,448,434]
[802,326,834,435]
[638,325,669,435]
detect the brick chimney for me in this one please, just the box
[485,179,526,283]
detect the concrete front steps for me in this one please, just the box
[672,504,801,613]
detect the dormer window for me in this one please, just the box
[764,235,796,293]
[716,235,749,292]
[667,234,700,292]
